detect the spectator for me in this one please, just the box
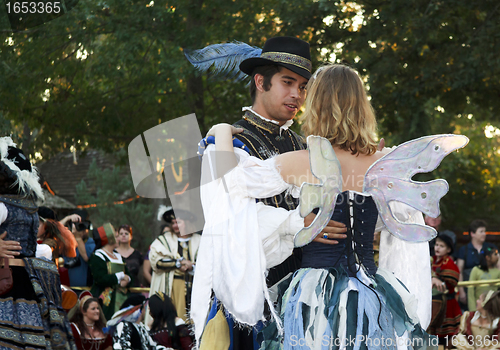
[457,220,497,309]
[455,290,500,350]
[115,224,143,287]
[145,207,201,325]
[62,214,97,288]
[89,223,131,320]
[70,291,113,350]
[468,247,500,311]
[142,225,170,287]
[148,292,193,349]
[425,214,457,256]
[428,234,462,341]
[37,216,77,267]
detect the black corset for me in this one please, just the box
[301,191,379,277]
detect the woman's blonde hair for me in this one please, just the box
[301,64,378,155]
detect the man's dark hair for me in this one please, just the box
[469,219,487,235]
[249,65,282,104]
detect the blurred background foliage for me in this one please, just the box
[0,0,499,235]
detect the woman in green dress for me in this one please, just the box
[89,223,131,320]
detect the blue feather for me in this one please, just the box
[184,41,262,82]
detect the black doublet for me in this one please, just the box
[233,110,305,287]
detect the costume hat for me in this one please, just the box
[95,222,116,246]
[436,233,454,255]
[239,36,312,79]
[0,137,44,200]
[158,205,196,224]
[79,291,94,312]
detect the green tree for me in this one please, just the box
[75,159,155,252]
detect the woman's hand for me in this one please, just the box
[0,231,22,258]
[206,123,243,138]
[120,274,131,287]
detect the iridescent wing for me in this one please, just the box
[294,136,343,247]
[363,134,469,242]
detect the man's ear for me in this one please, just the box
[254,74,265,93]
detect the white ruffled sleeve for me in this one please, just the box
[378,201,432,329]
[192,145,301,344]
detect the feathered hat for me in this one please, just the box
[184,36,312,81]
[0,137,44,200]
[157,205,195,224]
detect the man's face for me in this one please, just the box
[256,68,308,125]
[471,226,487,243]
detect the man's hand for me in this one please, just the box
[60,214,82,226]
[71,224,86,240]
[180,259,193,272]
[304,213,347,245]
[0,231,22,258]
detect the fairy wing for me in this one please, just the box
[363,134,469,242]
[294,136,343,247]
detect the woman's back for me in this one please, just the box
[276,146,388,192]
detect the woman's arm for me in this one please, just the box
[89,254,119,288]
[207,123,243,179]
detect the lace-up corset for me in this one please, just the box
[301,191,379,277]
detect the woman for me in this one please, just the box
[455,291,500,350]
[427,234,462,341]
[0,137,75,350]
[70,292,112,350]
[37,217,78,267]
[89,223,131,320]
[193,64,468,348]
[468,247,500,311]
[148,292,193,349]
[115,224,143,287]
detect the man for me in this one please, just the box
[234,37,347,287]
[60,212,96,288]
[146,207,201,326]
[456,219,497,309]
[198,36,347,350]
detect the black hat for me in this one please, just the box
[436,233,454,255]
[0,137,44,200]
[38,206,57,221]
[161,206,196,223]
[239,36,312,79]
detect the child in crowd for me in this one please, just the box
[468,247,500,311]
[428,234,463,341]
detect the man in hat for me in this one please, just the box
[197,36,347,349]
[234,36,347,286]
[146,206,201,327]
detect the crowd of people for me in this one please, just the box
[1,34,499,350]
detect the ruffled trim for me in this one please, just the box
[259,267,436,350]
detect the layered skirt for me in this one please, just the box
[0,258,75,350]
[259,267,436,350]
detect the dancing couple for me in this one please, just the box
[189,36,468,350]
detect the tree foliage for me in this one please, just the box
[1,0,499,231]
[75,159,155,252]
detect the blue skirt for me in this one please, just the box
[259,267,436,350]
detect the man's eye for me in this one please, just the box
[299,86,307,91]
